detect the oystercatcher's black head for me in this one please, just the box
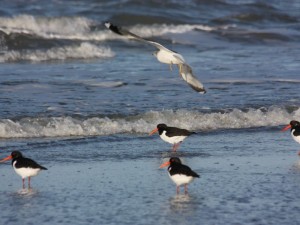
[282,120,300,132]
[169,157,181,164]
[290,120,300,128]
[157,123,167,130]
[0,151,23,162]
[159,157,182,168]
[11,151,23,159]
[149,123,168,135]
[0,151,22,163]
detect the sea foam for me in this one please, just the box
[0,106,298,138]
[0,42,114,62]
[0,15,227,62]
[0,15,227,41]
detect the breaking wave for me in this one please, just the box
[0,106,299,138]
[0,42,114,62]
[0,15,228,41]
[0,15,233,62]
[0,15,97,40]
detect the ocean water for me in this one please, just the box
[0,0,300,224]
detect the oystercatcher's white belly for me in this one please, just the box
[169,173,194,186]
[291,129,300,144]
[160,131,187,144]
[13,161,40,178]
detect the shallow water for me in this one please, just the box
[0,0,300,224]
[1,129,300,225]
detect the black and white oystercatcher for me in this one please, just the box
[105,22,206,94]
[282,120,300,155]
[149,124,195,151]
[160,157,200,194]
[0,151,47,189]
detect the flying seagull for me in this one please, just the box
[105,22,206,94]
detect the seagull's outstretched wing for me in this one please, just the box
[105,22,176,54]
[178,63,206,94]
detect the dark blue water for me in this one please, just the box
[0,0,300,224]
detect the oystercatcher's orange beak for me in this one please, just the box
[0,155,12,163]
[281,124,291,132]
[149,128,158,135]
[159,161,170,168]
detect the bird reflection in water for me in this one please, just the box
[15,188,39,197]
[169,194,198,213]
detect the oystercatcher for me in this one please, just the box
[160,157,200,194]
[0,151,47,189]
[149,124,195,151]
[104,22,206,94]
[282,120,300,155]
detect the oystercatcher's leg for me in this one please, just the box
[176,186,180,194]
[172,142,181,152]
[28,177,31,189]
[172,144,176,151]
[184,184,188,194]
[22,178,25,189]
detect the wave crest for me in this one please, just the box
[0,42,114,62]
[0,15,228,41]
[0,106,298,138]
[0,15,93,37]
